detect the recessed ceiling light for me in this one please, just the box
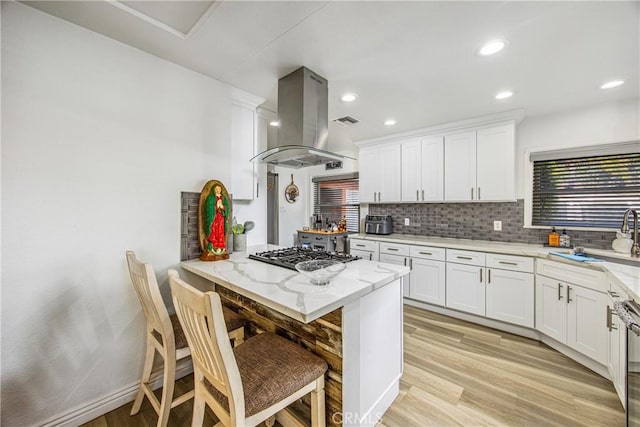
[341,93,358,103]
[269,121,280,127]
[601,80,624,89]
[384,119,397,126]
[479,40,507,56]
[495,91,514,100]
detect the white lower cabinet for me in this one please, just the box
[486,268,534,328]
[566,285,608,364]
[535,276,567,342]
[410,258,446,306]
[380,253,410,297]
[536,273,608,365]
[379,242,411,297]
[446,262,485,316]
[349,239,379,261]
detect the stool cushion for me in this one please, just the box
[152,314,189,349]
[222,307,246,332]
[205,332,327,417]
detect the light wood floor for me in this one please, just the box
[84,305,624,426]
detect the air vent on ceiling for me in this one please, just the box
[333,116,359,126]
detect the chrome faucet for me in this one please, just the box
[621,209,640,257]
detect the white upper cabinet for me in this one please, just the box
[401,136,444,202]
[357,115,517,204]
[444,122,516,202]
[444,131,477,201]
[476,123,515,201]
[229,90,264,201]
[359,143,401,203]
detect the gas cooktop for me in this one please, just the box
[248,247,360,271]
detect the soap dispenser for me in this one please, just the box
[548,227,560,247]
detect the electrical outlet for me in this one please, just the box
[493,220,502,231]
[404,218,410,226]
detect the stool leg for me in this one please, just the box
[311,376,326,427]
[157,349,176,427]
[191,372,206,427]
[265,415,276,427]
[131,334,156,415]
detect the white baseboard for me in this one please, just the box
[358,374,400,427]
[38,359,193,427]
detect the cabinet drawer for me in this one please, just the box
[349,239,377,252]
[536,259,607,293]
[486,253,534,273]
[410,245,446,261]
[446,249,485,266]
[380,242,410,256]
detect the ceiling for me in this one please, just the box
[21,1,639,152]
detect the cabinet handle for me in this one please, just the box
[567,285,572,304]
[256,182,259,198]
[558,283,564,301]
[355,244,365,247]
[373,192,377,202]
[369,253,373,261]
[606,305,612,331]
[479,268,483,283]
[416,190,419,201]
[478,187,481,200]
[387,248,399,251]
[457,256,473,260]
[488,269,491,284]
[378,192,381,201]
[499,261,518,266]
[422,190,425,201]
[409,258,413,268]
[404,257,407,266]
[607,290,620,298]
[315,237,324,241]
[471,187,474,200]
[419,251,433,255]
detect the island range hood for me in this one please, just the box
[251,67,353,168]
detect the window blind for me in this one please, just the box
[313,174,360,232]
[532,152,640,228]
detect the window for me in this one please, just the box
[531,149,640,229]
[312,173,359,232]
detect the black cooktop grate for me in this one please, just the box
[248,247,360,271]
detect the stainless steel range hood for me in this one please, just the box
[251,67,353,168]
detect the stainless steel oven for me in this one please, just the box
[615,300,640,426]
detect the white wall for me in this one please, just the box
[516,97,640,198]
[1,3,264,425]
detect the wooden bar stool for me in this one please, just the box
[168,270,328,427]
[126,252,246,427]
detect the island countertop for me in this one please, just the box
[180,244,410,323]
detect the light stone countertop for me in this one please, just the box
[181,244,410,324]
[352,234,640,301]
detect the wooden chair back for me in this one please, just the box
[126,251,174,348]
[168,270,245,423]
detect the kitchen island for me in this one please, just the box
[181,245,410,427]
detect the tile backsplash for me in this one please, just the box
[369,200,617,250]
